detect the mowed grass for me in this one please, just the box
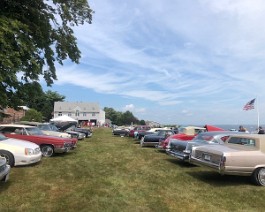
[1,127,265,212]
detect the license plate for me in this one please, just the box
[204,154,211,161]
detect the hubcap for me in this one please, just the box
[258,168,265,185]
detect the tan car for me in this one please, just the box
[190,134,265,186]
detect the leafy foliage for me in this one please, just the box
[20,108,43,122]
[0,0,93,109]
[104,107,141,125]
[19,82,65,121]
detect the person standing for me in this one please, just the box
[258,126,265,134]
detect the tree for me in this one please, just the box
[20,108,43,122]
[0,0,93,109]
[104,107,142,126]
[41,90,65,121]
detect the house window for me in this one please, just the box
[83,112,86,116]
[92,112,95,116]
[68,113,72,116]
[75,110,79,116]
[58,112,62,116]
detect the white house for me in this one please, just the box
[53,102,105,126]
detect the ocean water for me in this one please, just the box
[214,124,261,133]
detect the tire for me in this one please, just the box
[41,145,54,157]
[252,167,265,186]
[0,150,15,167]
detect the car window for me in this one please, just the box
[38,125,51,131]
[228,137,256,146]
[26,127,43,135]
[0,127,16,133]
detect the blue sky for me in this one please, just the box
[43,0,265,125]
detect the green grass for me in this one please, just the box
[1,127,265,211]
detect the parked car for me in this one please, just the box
[51,122,86,140]
[112,127,130,136]
[166,131,244,161]
[156,126,206,150]
[157,125,224,150]
[129,125,151,138]
[0,133,42,167]
[136,127,167,140]
[67,126,92,138]
[17,121,72,138]
[140,129,176,147]
[0,124,77,157]
[0,156,11,182]
[189,134,265,186]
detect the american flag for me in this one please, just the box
[243,98,255,110]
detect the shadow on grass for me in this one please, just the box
[165,158,196,168]
[187,170,252,186]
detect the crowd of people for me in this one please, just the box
[238,125,265,134]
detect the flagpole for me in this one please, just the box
[257,96,260,129]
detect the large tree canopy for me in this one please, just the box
[0,0,93,109]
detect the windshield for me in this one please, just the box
[26,127,44,135]
[193,134,216,144]
[38,124,52,131]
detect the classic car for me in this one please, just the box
[0,156,11,182]
[112,127,130,136]
[157,125,224,150]
[0,133,42,167]
[67,126,92,138]
[136,127,168,140]
[129,125,151,138]
[189,134,265,186]
[51,122,86,140]
[140,129,176,147]
[166,131,244,161]
[0,124,77,157]
[17,121,72,138]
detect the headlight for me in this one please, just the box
[25,148,34,155]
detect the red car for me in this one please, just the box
[157,125,224,150]
[129,125,151,138]
[0,124,78,157]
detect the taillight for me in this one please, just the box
[220,155,226,169]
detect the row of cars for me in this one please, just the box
[113,125,265,186]
[0,122,92,183]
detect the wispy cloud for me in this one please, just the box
[51,0,265,124]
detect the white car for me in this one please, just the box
[0,133,42,167]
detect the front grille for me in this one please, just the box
[64,143,72,148]
[34,147,41,155]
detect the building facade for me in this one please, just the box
[53,102,105,126]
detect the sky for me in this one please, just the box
[42,0,265,126]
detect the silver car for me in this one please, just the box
[167,131,244,161]
[190,134,265,186]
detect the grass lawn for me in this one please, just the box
[1,127,265,212]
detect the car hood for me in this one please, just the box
[0,137,39,148]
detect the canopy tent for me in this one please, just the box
[50,115,78,122]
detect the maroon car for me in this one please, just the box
[0,124,78,157]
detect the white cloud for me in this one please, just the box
[50,0,265,125]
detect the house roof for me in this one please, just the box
[54,102,100,112]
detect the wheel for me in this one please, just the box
[0,150,15,167]
[252,167,265,186]
[41,145,54,157]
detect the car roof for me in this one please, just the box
[0,124,37,128]
[197,131,245,136]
